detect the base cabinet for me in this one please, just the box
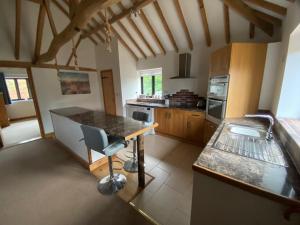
[203,120,218,145]
[154,108,205,145]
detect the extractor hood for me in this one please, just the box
[170,53,194,79]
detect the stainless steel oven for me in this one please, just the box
[206,75,229,124]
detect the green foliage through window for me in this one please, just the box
[141,75,162,96]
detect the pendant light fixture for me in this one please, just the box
[72,37,80,71]
[104,8,113,53]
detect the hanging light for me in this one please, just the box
[104,8,113,53]
[54,56,61,81]
[72,37,80,71]
[130,7,140,19]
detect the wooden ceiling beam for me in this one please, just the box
[108,7,147,58]
[51,0,69,17]
[44,0,57,36]
[223,4,230,44]
[87,23,104,43]
[139,9,166,55]
[249,22,255,39]
[15,0,21,60]
[253,9,282,26]
[244,0,287,16]
[153,1,178,52]
[66,36,81,66]
[81,0,155,39]
[34,4,46,61]
[173,0,193,50]
[36,0,122,63]
[223,0,273,36]
[98,12,139,61]
[90,18,105,43]
[197,0,211,47]
[118,2,156,57]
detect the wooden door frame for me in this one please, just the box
[100,69,117,115]
[0,65,45,139]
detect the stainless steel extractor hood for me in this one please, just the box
[170,53,194,79]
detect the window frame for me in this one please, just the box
[5,78,32,101]
[141,75,159,96]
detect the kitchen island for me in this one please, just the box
[50,107,157,187]
[191,118,300,225]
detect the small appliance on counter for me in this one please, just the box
[196,97,206,110]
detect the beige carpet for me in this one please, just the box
[1,119,41,147]
[0,139,154,225]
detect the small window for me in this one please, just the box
[139,68,162,96]
[5,78,31,101]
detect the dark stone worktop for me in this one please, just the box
[126,100,205,113]
[50,107,154,140]
[193,118,300,207]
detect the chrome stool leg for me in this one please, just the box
[123,139,139,172]
[97,156,126,195]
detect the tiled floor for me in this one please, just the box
[117,134,202,225]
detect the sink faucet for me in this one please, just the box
[244,114,274,141]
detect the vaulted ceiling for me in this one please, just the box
[0,0,295,66]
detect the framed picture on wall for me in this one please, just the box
[58,71,91,95]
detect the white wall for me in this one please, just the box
[258,43,281,110]
[6,100,36,119]
[118,42,139,115]
[272,1,300,115]
[32,68,103,134]
[276,24,300,118]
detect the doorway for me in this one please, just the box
[100,70,116,115]
[0,67,42,148]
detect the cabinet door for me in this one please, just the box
[0,93,9,127]
[185,112,205,144]
[203,120,218,145]
[169,109,186,138]
[154,108,171,134]
[209,46,231,76]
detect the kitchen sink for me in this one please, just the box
[213,123,287,167]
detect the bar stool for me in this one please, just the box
[80,125,127,195]
[123,111,150,173]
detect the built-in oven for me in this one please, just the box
[206,75,229,124]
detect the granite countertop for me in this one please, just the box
[126,100,205,112]
[193,118,300,207]
[50,107,156,140]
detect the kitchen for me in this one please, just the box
[0,0,300,225]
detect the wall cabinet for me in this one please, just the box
[209,46,231,76]
[155,108,205,145]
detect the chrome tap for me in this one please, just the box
[244,114,274,141]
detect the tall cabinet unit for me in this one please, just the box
[209,43,268,118]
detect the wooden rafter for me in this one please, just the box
[44,0,57,36]
[244,0,287,16]
[173,0,193,50]
[223,4,230,44]
[66,36,81,66]
[15,0,21,60]
[90,18,105,43]
[118,2,156,57]
[98,12,139,61]
[253,9,282,26]
[139,9,166,55]
[108,7,147,58]
[224,0,273,36]
[249,23,255,39]
[52,0,68,17]
[36,0,121,63]
[87,23,103,43]
[81,0,155,39]
[153,1,178,52]
[197,0,211,47]
[34,4,46,61]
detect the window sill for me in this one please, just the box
[11,99,33,104]
[278,118,300,148]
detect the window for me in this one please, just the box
[5,78,31,101]
[139,68,162,96]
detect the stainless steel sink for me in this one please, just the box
[213,123,287,167]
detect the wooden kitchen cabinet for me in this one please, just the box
[170,109,186,138]
[203,120,218,145]
[209,45,231,76]
[185,111,205,145]
[0,93,9,128]
[154,108,172,134]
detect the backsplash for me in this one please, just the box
[168,89,200,107]
[136,98,165,104]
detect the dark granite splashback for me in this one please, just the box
[168,89,200,107]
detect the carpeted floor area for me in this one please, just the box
[0,139,153,225]
[1,118,41,147]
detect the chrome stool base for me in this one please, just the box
[123,159,138,172]
[97,173,127,195]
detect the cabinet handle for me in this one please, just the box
[192,114,201,117]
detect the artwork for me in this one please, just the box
[59,72,91,95]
